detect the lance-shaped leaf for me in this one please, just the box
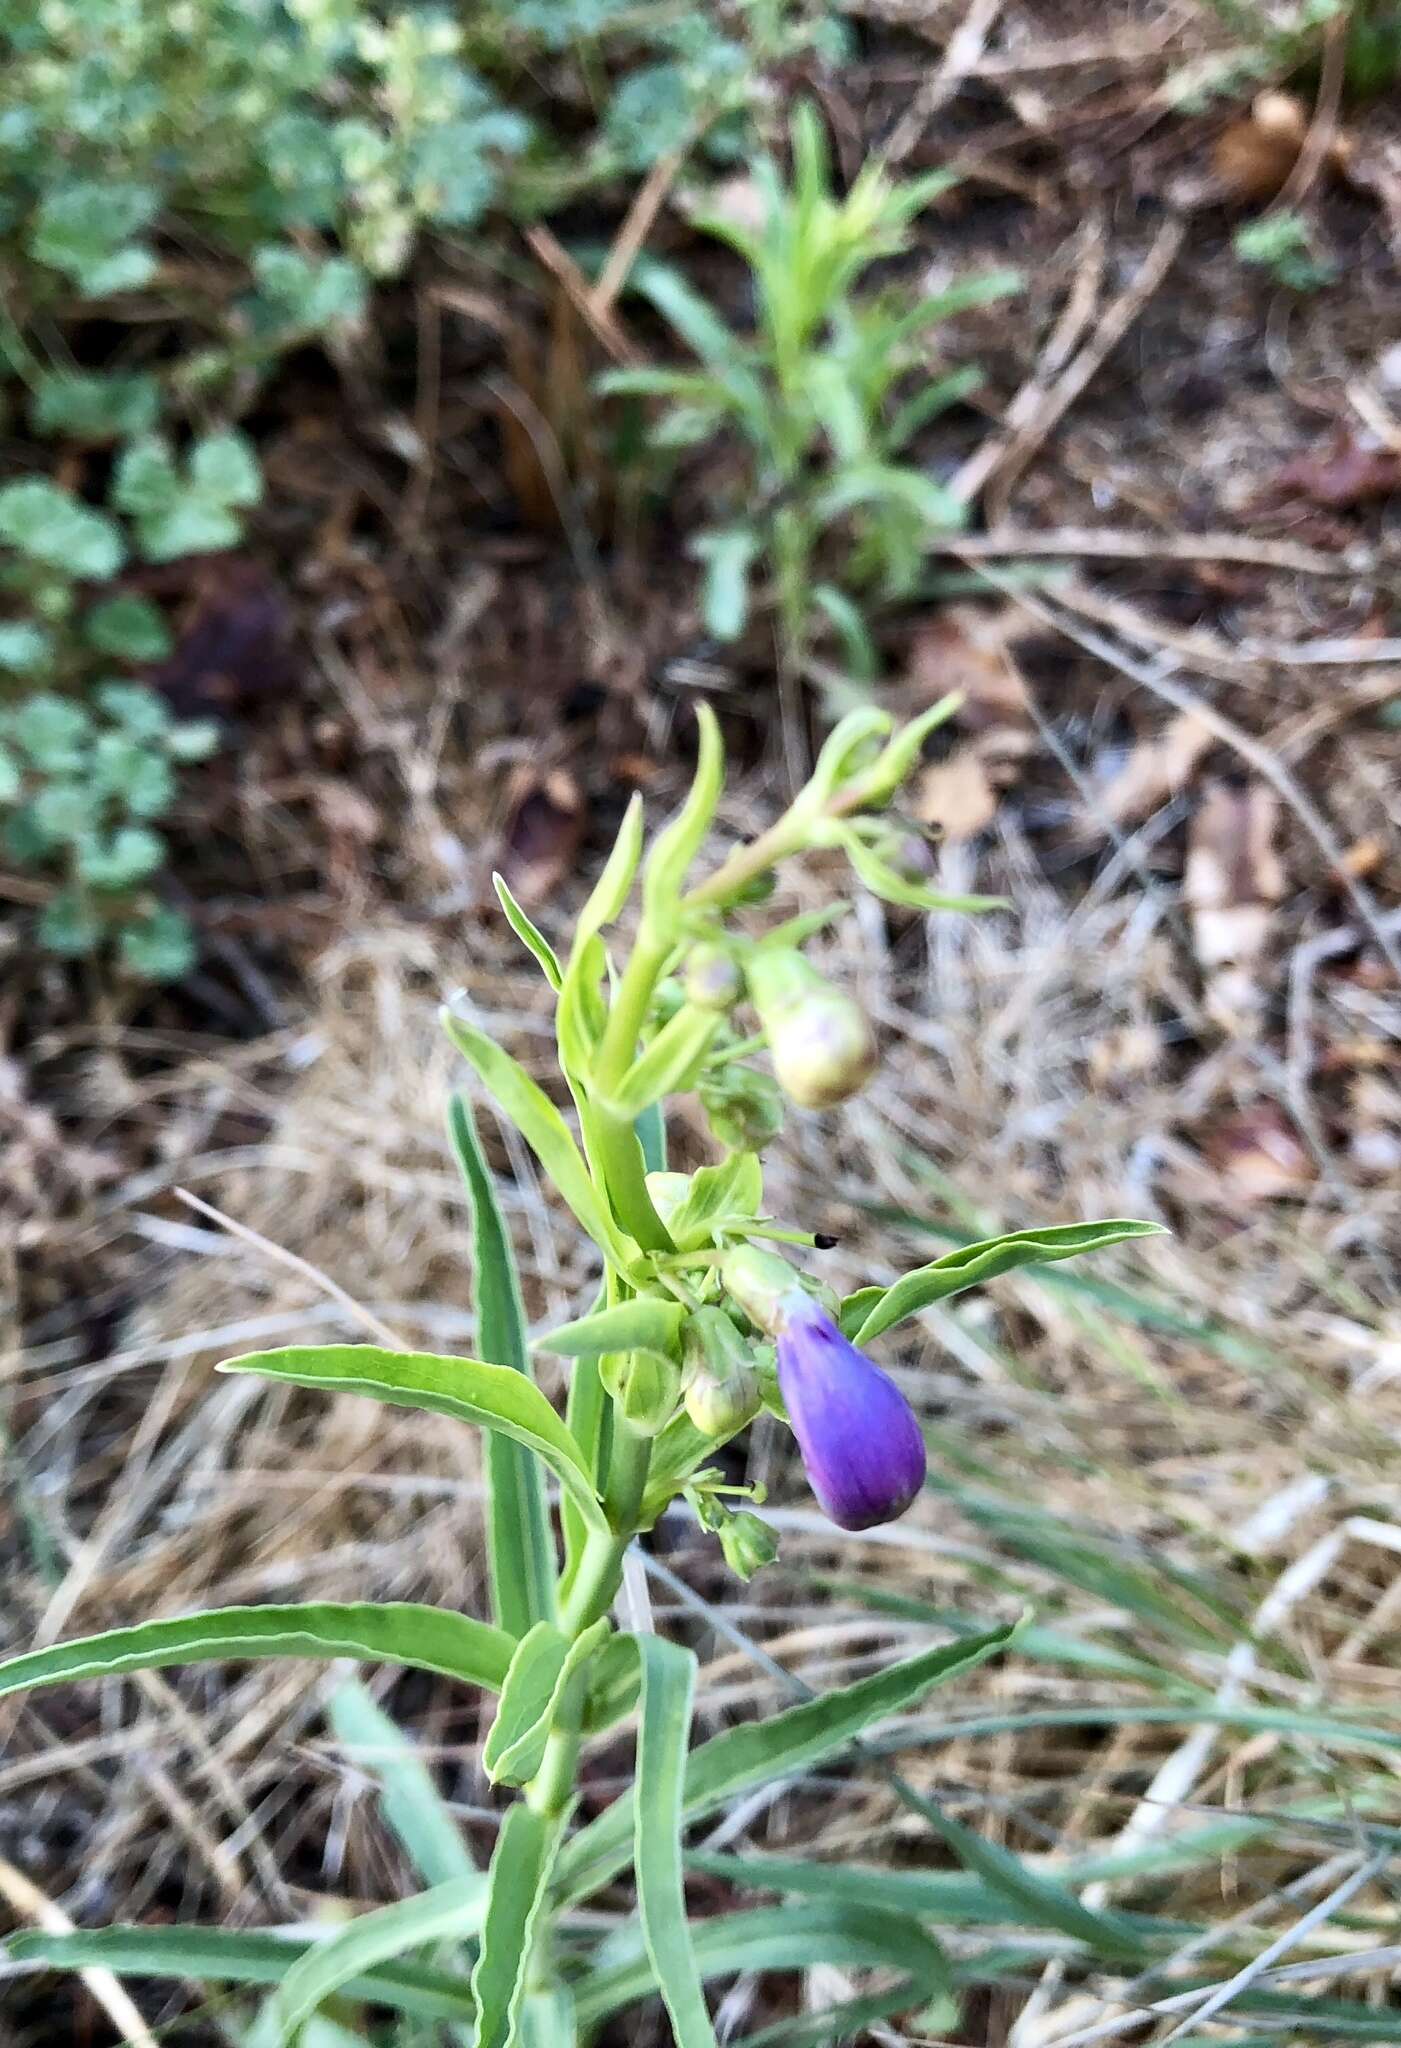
[611,1006,721,1116]
[6,1928,476,2025]
[448,1092,556,1636]
[492,873,562,990]
[272,1876,488,2046]
[442,1013,634,1271]
[575,1903,949,2029]
[635,1637,716,2048]
[841,1221,1166,1344]
[472,1803,565,2048]
[536,1298,686,1362]
[555,796,644,1073]
[328,1680,477,1888]
[219,1347,608,1534]
[0,1602,514,1703]
[643,704,724,913]
[554,1619,1018,1904]
[484,1618,611,1787]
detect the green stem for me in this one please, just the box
[595,927,672,1086]
[586,1102,673,1252]
[523,1424,651,1820]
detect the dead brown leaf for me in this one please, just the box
[496,767,587,905]
[907,605,1036,841]
[1213,92,1309,203]
[1259,428,1401,513]
[1202,1103,1315,1202]
[1185,779,1286,1033]
[1098,711,1215,827]
[151,559,297,718]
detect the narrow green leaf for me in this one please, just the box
[555,1621,1018,1904]
[842,1221,1166,1344]
[448,1093,557,1635]
[572,793,644,960]
[635,1638,716,2048]
[613,1006,721,1116]
[0,1602,514,1702]
[472,1803,564,2048]
[643,703,724,916]
[536,1299,686,1361]
[492,874,562,990]
[219,1346,607,1534]
[272,1876,488,2046]
[6,1927,476,2023]
[328,1680,476,1888]
[484,1619,610,1786]
[896,1801,1147,1958]
[562,1352,609,1585]
[575,1903,948,2028]
[442,1013,634,1270]
[582,1631,641,1732]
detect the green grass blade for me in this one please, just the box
[448,1092,556,1635]
[271,1876,487,2046]
[554,1619,1017,1904]
[0,1602,514,1702]
[219,1345,607,1535]
[575,1904,948,2027]
[471,1802,564,2048]
[635,1638,715,2048]
[328,1680,476,1887]
[6,1927,476,2024]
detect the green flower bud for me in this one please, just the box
[620,1349,682,1436]
[697,1066,784,1152]
[747,950,877,1109]
[684,944,744,1012]
[682,1307,762,1437]
[718,1509,778,1581]
[721,1244,803,1336]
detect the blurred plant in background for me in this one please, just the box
[604,108,1019,700]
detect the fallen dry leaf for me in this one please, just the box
[152,559,297,717]
[916,752,999,841]
[1098,711,1215,827]
[1185,779,1286,1033]
[1202,1102,1315,1202]
[1213,91,1309,203]
[1259,428,1401,513]
[907,605,1036,840]
[496,767,587,906]
[907,603,1032,730]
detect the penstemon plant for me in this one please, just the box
[0,702,1159,2047]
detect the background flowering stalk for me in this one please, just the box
[0,701,1161,2048]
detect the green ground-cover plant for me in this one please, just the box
[0,457,244,976]
[0,701,1165,2044]
[1234,206,1335,289]
[1178,0,1401,103]
[602,107,1019,698]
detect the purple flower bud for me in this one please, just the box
[774,1294,926,1530]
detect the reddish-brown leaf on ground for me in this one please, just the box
[1258,429,1401,512]
[1201,1102,1315,1202]
[496,767,587,905]
[906,605,1036,840]
[1185,779,1286,1033]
